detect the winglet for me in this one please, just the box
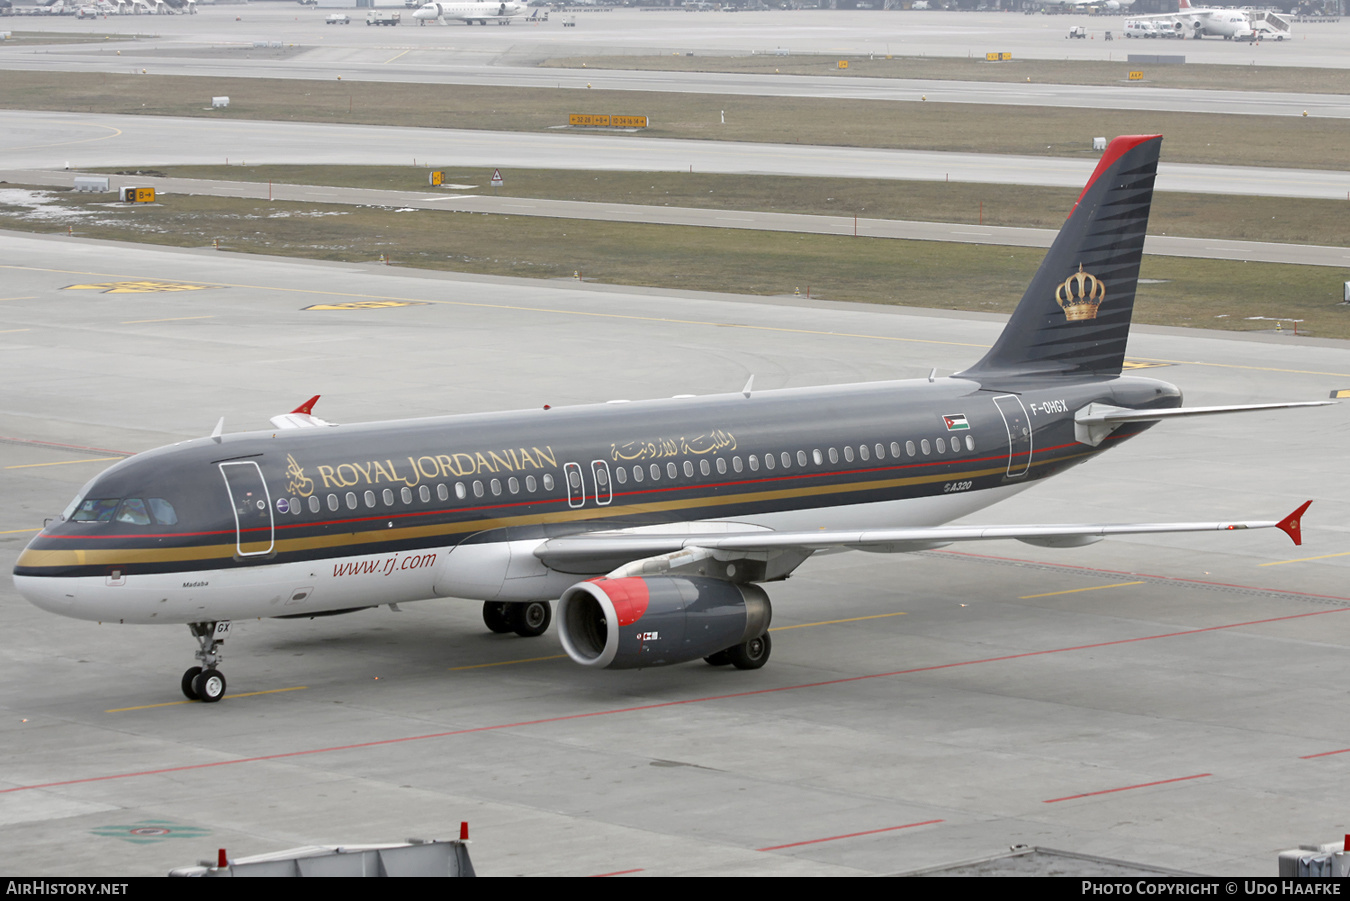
[292,395,320,416]
[1276,500,1312,546]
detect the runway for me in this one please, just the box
[2,231,1349,876]
[6,112,1350,201]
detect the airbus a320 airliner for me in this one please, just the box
[14,135,1327,703]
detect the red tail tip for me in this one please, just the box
[217,848,228,868]
[460,821,469,841]
[1277,501,1312,546]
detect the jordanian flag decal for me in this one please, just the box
[942,414,970,431]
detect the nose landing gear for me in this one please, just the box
[182,621,230,703]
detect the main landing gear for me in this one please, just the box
[482,601,552,638]
[703,632,772,670]
[181,621,230,703]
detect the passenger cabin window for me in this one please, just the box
[859,445,870,462]
[383,489,394,506]
[906,441,916,457]
[455,482,467,500]
[309,496,321,514]
[543,474,555,491]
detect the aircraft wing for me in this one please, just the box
[535,501,1311,577]
[270,395,336,429]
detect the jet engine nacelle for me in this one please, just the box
[557,576,770,670]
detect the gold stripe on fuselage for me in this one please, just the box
[17,452,1087,571]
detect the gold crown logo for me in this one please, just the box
[1054,264,1106,321]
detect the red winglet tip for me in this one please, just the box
[291,395,320,416]
[1277,500,1313,546]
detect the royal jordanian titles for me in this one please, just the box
[13,136,1329,703]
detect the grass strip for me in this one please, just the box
[2,187,1346,338]
[2,71,1347,170]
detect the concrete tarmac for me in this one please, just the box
[2,9,1349,117]
[2,231,1349,876]
[2,8,1348,70]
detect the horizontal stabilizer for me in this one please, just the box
[1075,400,1333,446]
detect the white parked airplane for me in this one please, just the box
[1038,0,1136,10]
[412,0,527,25]
[13,136,1330,703]
[1155,0,1255,39]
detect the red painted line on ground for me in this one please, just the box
[757,819,944,851]
[591,868,645,877]
[1299,747,1350,760]
[6,606,1347,796]
[1044,773,1212,804]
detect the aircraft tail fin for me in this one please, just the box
[957,134,1161,382]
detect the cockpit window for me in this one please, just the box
[71,498,121,522]
[148,498,178,525]
[116,498,152,525]
[70,496,178,526]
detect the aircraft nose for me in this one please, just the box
[13,575,78,617]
